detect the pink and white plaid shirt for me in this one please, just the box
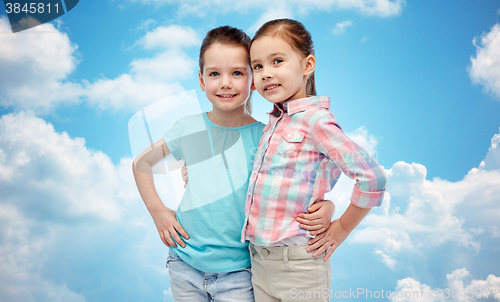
[241,96,387,246]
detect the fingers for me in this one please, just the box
[296,215,323,225]
[181,163,188,186]
[170,228,186,248]
[297,212,321,221]
[306,232,325,250]
[298,221,323,231]
[162,230,177,248]
[176,225,190,240]
[308,237,328,253]
[159,232,170,247]
[324,246,336,261]
[311,227,327,236]
[307,202,323,213]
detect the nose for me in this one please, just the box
[220,75,232,89]
[261,68,272,80]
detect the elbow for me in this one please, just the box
[377,168,388,191]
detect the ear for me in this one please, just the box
[198,70,206,91]
[303,55,316,77]
[250,79,256,91]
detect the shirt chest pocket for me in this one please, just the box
[276,128,305,157]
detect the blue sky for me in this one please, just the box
[1,0,500,301]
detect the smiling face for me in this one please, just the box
[199,43,253,113]
[250,35,315,105]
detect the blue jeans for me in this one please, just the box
[166,253,255,302]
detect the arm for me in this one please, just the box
[307,114,387,259]
[307,204,370,260]
[296,199,335,236]
[132,138,189,248]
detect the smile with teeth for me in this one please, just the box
[217,94,237,98]
[264,84,280,91]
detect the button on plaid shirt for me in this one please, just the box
[241,96,387,246]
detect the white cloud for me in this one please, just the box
[323,127,500,269]
[81,25,200,111]
[353,162,499,259]
[0,16,83,112]
[136,18,157,31]
[129,0,405,18]
[247,6,294,34]
[0,111,177,301]
[138,25,200,50]
[391,268,500,301]
[479,128,500,170]
[374,249,396,269]
[332,20,353,35]
[0,18,200,112]
[0,205,88,301]
[0,111,123,222]
[469,24,500,100]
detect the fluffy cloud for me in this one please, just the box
[129,0,405,18]
[0,17,82,112]
[78,24,201,111]
[469,24,500,100]
[247,6,294,34]
[0,17,200,112]
[0,111,124,222]
[0,112,175,301]
[332,20,353,35]
[137,25,200,50]
[479,128,500,170]
[390,268,500,301]
[348,129,500,269]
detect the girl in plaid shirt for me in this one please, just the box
[242,19,387,301]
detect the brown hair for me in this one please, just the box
[251,19,316,96]
[199,26,252,114]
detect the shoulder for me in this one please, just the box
[176,113,205,126]
[245,121,266,142]
[294,107,339,128]
[253,121,266,132]
[164,113,206,140]
[173,113,206,131]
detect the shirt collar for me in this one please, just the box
[268,96,331,116]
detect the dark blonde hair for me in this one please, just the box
[199,26,252,114]
[251,19,316,96]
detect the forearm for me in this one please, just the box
[338,203,371,232]
[132,160,171,214]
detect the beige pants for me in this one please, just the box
[249,243,331,302]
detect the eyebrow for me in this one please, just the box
[251,52,287,64]
[204,66,248,71]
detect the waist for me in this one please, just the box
[249,243,325,260]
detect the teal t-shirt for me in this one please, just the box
[163,112,264,273]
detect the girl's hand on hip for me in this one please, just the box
[296,199,335,235]
[151,206,189,248]
[306,219,350,261]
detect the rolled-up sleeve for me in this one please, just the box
[313,114,387,208]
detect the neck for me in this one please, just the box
[208,106,253,127]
